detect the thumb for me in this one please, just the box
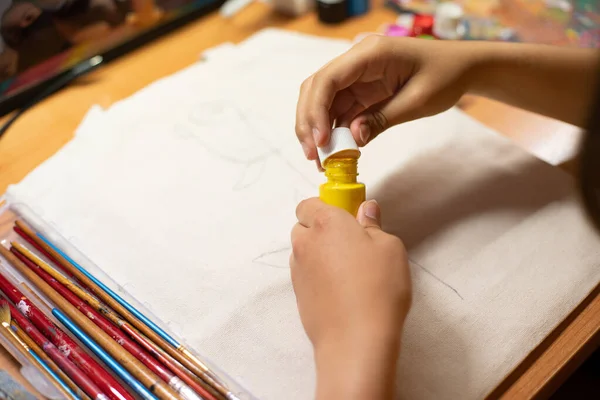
[350,77,428,146]
[357,200,382,231]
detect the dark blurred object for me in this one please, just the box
[1,2,72,74]
[317,0,348,24]
[347,0,369,17]
[0,0,224,117]
[579,66,600,234]
[51,0,131,28]
[550,348,600,399]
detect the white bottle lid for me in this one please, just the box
[317,127,360,167]
[433,3,465,40]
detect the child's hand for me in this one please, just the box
[290,198,411,399]
[295,36,474,160]
[296,36,598,162]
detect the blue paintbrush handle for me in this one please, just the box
[52,309,158,400]
[29,348,80,400]
[40,234,180,348]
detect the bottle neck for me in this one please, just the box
[324,157,358,184]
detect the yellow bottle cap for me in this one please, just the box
[317,127,360,168]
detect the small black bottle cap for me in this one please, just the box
[317,0,348,24]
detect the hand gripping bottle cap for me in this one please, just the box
[317,127,361,167]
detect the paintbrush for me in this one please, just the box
[0,245,181,400]
[0,303,77,399]
[11,231,200,393]
[12,244,207,400]
[14,225,88,289]
[3,298,103,400]
[15,220,236,400]
[52,308,160,400]
[10,317,92,400]
[125,327,218,400]
[0,271,133,400]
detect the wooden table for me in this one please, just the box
[0,3,597,399]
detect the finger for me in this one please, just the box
[315,159,324,172]
[329,88,361,123]
[336,81,394,128]
[349,76,430,146]
[305,44,379,147]
[289,252,299,293]
[291,222,307,247]
[296,77,319,160]
[356,200,382,232]
[290,222,308,261]
[335,100,365,128]
[296,197,331,228]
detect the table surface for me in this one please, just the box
[0,3,598,399]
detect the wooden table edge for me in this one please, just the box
[491,282,600,399]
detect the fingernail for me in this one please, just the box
[315,159,324,172]
[312,128,321,147]
[359,124,370,145]
[301,142,311,158]
[364,200,379,220]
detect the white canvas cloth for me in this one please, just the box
[5,29,600,400]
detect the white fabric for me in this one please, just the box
[6,29,600,400]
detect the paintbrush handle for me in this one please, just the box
[52,309,160,400]
[0,245,180,400]
[13,245,201,400]
[15,221,233,399]
[125,326,219,400]
[0,271,132,400]
[0,327,76,400]
[28,348,81,400]
[14,225,89,289]
[12,321,92,400]
[6,296,105,400]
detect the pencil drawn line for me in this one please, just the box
[182,103,315,190]
[409,257,464,300]
[253,247,291,269]
[233,160,267,191]
[177,121,276,164]
[233,106,315,187]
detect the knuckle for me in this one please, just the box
[311,69,336,93]
[295,120,311,138]
[370,110,389,133]
[299,76,311,92]
[383,234,407,254]
[310,70,325,89]
[313,209,333,230]
[296,198,310,216]
[361,34,385,49]
[409,91,431,113]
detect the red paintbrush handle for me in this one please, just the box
[13,250,175,377]
[13,226,88,289]
[2,299,106,399]
[125,326,219,400]
[11,246,203,399]
[0,272,134,400]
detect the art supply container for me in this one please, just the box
[0,198,257,400]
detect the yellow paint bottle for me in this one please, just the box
[318,127,366,216]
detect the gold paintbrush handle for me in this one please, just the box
[0,327,75,400]
[2,321,30,351]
